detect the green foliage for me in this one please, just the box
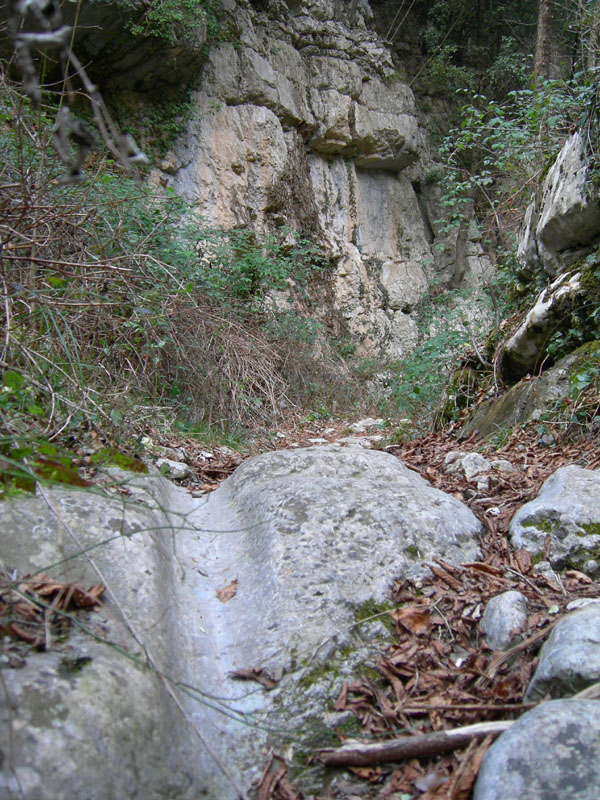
[437,74,600,243]
[193,227,325,308]
[122,0,222,47]
[410,0,538,98]
[381,289,492,430]
[118,92,196,161]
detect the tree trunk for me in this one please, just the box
[534,0,555,85]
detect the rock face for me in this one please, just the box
[0,446,482,799]
[153,0,492,358]
[501,269,583,380]
[473,699,600,800]
[509,465,600,576]
[518,133,600,278]
[525,605,600,701]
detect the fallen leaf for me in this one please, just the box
[216,578,238,602]
[391,606,431,636]
[229,667,278,689]
[348,765,382,782]
[334,682,348,711]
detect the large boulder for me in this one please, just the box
[0,446,482,799]
[517,132,600,278]
[460,345,597,439]
[509,465,600,576]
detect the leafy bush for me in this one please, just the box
[121,0,223,47]
[380,289,493,430]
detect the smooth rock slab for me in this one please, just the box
[473,699,600,800]
[211,444,482,674]
[525,605,600,701]
[480,591,528,651]
[0,445,482,800]
[509,465,600,575]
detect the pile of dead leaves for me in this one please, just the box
[0,572,104,654]
[321,559,599,799]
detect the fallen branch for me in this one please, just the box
[316,720,513,767]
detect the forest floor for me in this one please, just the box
[150,416,600,800]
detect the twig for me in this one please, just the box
[316,719,513,766]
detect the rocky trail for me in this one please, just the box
[139,417,600,800]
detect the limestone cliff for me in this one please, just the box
[4,0,492,360]
[147,0,492,359]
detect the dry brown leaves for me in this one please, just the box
[0,572,104,650]
[229,666,279,689]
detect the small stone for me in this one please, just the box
[489,459,515,472]
[348,417,384,433]
[480,591,528,651]
[155,458,192,480]
[444,451,491,481]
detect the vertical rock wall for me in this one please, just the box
[156,0,490,358]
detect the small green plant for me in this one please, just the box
[122,0,223,47]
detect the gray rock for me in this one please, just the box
[480,591,528,651]
[489,459,515,473]
[460,346,596,439]
[0,445,482,799]
[211,445,482,675]
[509,465,600,575]
[502,270,583,380]
[348,417,385,433]
[525,605,600,702]
[473,699,600,800]
[155,457,192,479]
[518,132,600,277]
[444,451,490,481]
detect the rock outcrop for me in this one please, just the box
[151,0,492,358]
[0,446,482,799]
[518,132,600,278]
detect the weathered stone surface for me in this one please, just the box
[525,605,600,701]
[473,699,600,800]
[152,0,492,358]
[509,465,600,575]
[0,477,218,800]
[518,133,600,277]
[211,445,482,674]
[480,591,528,651]
[501,269,582,380]
[0,446,482,799]
[461,345,595,439]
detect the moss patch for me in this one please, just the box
[353,598,395,632]
[90,448,148,473]
[581,522,600,537]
